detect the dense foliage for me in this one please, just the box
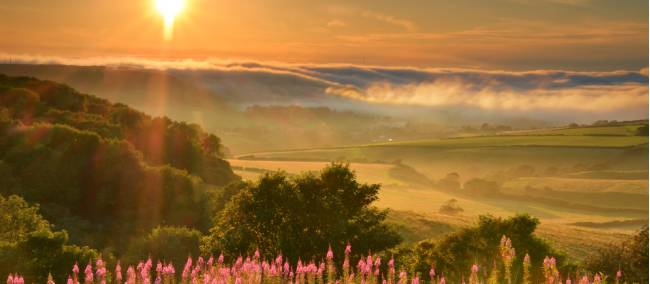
[124,226,202,270]
[203,164,402,262]
[0,195,98,284]
[0,75,238,249]
[0,74,236,185]
[585,226,648,283]
[392,215,569,283]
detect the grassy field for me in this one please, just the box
[367,135,647,148]
[231,158,644,261]
[231,159,646,224]
[229,127,648,261]
[500,124,645,136]
[501,176,648,194]
[387,210,633,260]
[229,159,404,186]
[500,177,648,210]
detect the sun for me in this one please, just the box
[155,0,185,40]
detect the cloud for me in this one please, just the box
[326,20,346,28]
[510,0,592,6]
[0,54,647,121]
[326,80,648,113]
[361,11,417,31]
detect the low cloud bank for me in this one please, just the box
[1,54,647,120]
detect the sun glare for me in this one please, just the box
[155,0,185,40]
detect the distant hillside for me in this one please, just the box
[0,65,416,153]
[0,74,238,248]
[0,64,232,119]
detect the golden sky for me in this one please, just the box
[0,0,647,70]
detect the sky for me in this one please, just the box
[0,0,648,71]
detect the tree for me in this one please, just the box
[0,195,51,244]
[0,195,98,284]
[124,226,202,268]
[393,215,568,283]
[202,164,402,262]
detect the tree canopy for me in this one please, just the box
[202,164,402,262]
[0,195,98,284]
[0,74,238,250]
[394,214,568,283]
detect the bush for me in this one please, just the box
[124,226,202,268]
[585,226,648,283]
[0,195,98,284]
[392,214,569,283]
[0,195,51,244]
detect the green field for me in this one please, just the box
[387,210,632,260]
[501,124,645,136]
[229,159,404,186]
[230,127,648,261]
[367,135,647,148]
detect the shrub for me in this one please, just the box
[391,214,568,283]
[123,226,202,269]
[585,226,648,283]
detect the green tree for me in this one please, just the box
[0,195,98,284]
[0,195,51,244]
[124,226,202,268]
[202,164,402,262]
[393,215,568,283]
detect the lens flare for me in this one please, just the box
[155,0,185,40]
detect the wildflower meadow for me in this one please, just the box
[5,236,626,284]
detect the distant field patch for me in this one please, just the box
[228,159,402,185]
[367,135,648,148]
[501,124,645,136]
[502,176,648,195]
